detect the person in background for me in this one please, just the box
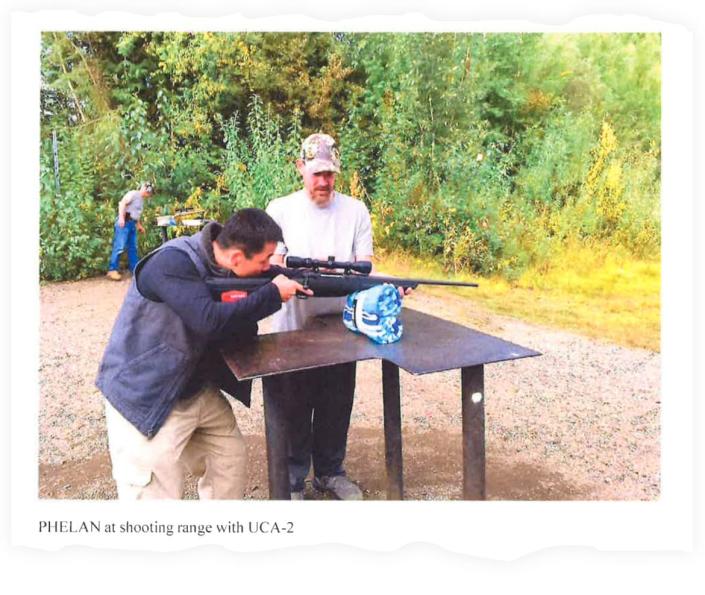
[106,181,154,281]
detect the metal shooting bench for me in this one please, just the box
[222,308,539,500]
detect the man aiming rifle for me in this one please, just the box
[96,208,310,500]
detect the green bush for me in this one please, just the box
[40,32,661,282]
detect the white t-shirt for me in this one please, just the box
[122,190,145,221]
[266,190,374,332]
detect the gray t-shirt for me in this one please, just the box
[266,190,374,332]
[122,190,145,221]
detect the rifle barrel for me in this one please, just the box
[395,277,478,288]
[302,274,478,291]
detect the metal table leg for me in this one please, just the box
[262,375,291,500]
[461,365,486,499]
[382,360,404,500]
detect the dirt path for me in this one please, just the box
[39,276,660,500]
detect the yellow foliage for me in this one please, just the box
[371,202,394,240]
[214,174,226,194]
[585,120,627,234]
[596,160,626,229]
[375,244,660,352]
[525,89,553,113]
[190,112,212,137]
[184,187,203,210]
[442,226,490,275]
[349,170,365,199]
[536,206,563,237]
[586,120,617,198]
[499,200,512,220]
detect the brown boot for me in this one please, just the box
[106,270,122,281]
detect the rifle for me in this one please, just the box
[206,255,478,302]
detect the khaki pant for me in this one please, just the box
[104,383,247,499]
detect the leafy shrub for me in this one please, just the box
[40,32,661,282]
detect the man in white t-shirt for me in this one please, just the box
[265,133,373,500]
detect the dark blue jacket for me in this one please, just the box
[95,225,281,437]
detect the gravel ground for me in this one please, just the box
[38,275,660,500]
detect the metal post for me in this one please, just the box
[461,365,486,499]
[52,130,61,196]
[262,375,292,500]
[382,360,404,500]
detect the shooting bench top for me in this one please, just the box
[221,307,540,500]
[223,307,537,378]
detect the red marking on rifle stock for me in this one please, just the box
[221,290,249,303]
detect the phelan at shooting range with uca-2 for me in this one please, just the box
[38,31,661,504]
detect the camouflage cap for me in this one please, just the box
[300,133,341,173]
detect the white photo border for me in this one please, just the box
[10,11,693,558]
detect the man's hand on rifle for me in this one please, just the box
[364,257,411,298]
[369,266,414,298]
[137,221,146,234]
[272,274,313,302]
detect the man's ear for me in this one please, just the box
[229,248,245,268]
[295,159,306,175]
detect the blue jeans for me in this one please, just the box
[108,219,139,272]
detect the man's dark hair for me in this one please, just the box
[216,208,283,257]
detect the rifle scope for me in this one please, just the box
[286,255,372,275]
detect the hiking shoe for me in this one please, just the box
[106,270,121,281]
[313,475,363,500]
[290,490,304,501]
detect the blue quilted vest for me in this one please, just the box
[95,227,252,437]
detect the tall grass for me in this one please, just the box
[378,243,660,352]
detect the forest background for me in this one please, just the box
[39,32,661,349]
